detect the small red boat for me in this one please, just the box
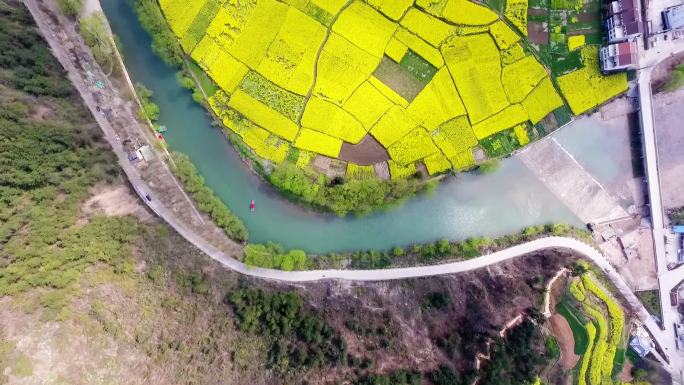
[249,199,255,212]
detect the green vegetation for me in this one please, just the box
[0,4,72,97]
[57,0,81,17]
[545,336,560,359]
[170,152,247,241]
[662,64,684,92]
[244,223,590,270]
[556,300,590,354]
[667,206,684,225]
[423,291,452,311]
[134,82,160,122]
[636,290,661,318]
[399,50,438,83]
[0,0,139,313]
[132,0,183,67]
[356,369,422,385]
[565,273,627,385]
[227,288,346,372]
[479,320,550,385]
[268,162,424,216]
[243,243,309,271]
[79,12,119,74]
[430,365,476,385]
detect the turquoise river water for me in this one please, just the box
[101,0,602,253]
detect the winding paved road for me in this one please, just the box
[24,0,677,375]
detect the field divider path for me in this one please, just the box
[299,0,354,122]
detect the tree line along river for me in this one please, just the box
[101,0,642,254]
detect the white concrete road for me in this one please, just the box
[636,34,684,381]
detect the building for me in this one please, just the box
[605,0,644,43]
[600,41,638,72]
[663,4,684,30]
[629,332,654,358]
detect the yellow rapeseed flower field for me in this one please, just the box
[294,129,343,158]
[301,96,367,143]
[163,0,627,179]
[343,82,393,129]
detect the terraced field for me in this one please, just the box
[160,0,627,181]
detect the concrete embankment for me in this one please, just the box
[518,137,630,225]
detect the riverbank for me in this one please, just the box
[99,0,584,252]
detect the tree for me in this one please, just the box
[57,0,82,17]
[79,13,117,74]
[134,83,160,122]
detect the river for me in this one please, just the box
[102,0,590,253]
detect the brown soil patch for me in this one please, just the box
[549,314,580,369]
[528,8,548,16]
[339,134,390,165]
[373,56,425,101]
[528,22,549,45]
[652,51,684,91]
[577,12,599,23]
[82,184,150,220]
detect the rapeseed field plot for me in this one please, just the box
[346,163,377,179]
[442,34,509,124]
[557,46,627,115]
[513,123,529,145]
[313,33,380,105]
[228,90,300,141]
[501,55,547,103]
[302,97,367,143]
[489,20,520,49]
[472,104,528,139]
[406,68,466,130]
[332,1,397,57]
[369,106,417,147]
[504,0,528,36]
[368,76,410,107]
[568,34,585,50]
[342,82,393,129]
[522,77,564,124]
[294,129,343,158]
[365,0,414,20]
[388,160,417,180]
[257,7,327,95]
[449,150,476,170]
[424,152,452,175]
[400,8,454,47]
[160,0,206,40]
[430,116,478,158]
[394,28,445,68]
[162,0,628,179]
[388,127,439,164]
[384,38,408,62]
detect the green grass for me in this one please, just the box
[636,290,661,317]
[556,300,590,355]
[399,50,438,84]
[553,105,573,126]
[483,0,506,13]
[545,336,561,359]
[479,129,520,158]
[663,64,684,92]
[529,0,550,8]
[187,60,218,96]
[612,348,626,376]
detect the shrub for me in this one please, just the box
[171,152,248,241]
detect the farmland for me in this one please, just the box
[555,264,630,385]
[158,0,628,202]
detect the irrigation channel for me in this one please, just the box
[101,1,638,254]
